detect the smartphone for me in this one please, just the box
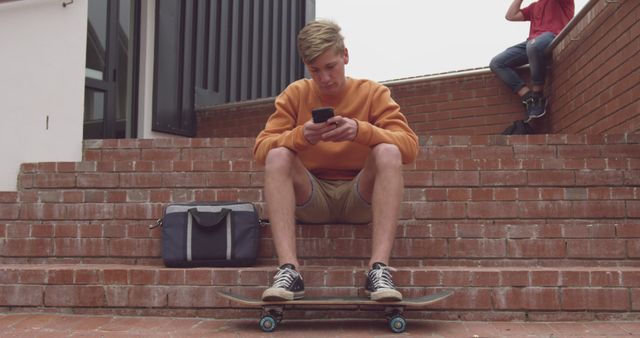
[312,107,335,123]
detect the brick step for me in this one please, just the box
[15,160,640,191]
[1,264,638,320]
[18,157,640,175]
[80,136,640,159]
[3,188,639,228]
[2,220,639,265]
[81,134,640,152]
[2,197,638,222]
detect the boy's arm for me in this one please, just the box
[253,92,311,165]
[352,86,419,164]
[506,0,526,21]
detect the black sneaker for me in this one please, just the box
[262,264,305,301]
[524,91,547,122]
[365,262,402,301]
[522,91,536,117]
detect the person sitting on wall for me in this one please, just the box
[253,20,419,302]
[490,0,575,122]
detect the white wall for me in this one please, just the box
[0,0,88,191]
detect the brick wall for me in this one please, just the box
[386,70,528,135]
[540,0,640,135]
[196,70,529,138]
[197,99,274,138]
[197,0,638,138]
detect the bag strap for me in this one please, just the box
[188,207,232,228]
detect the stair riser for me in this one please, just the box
[1,199,639,221]
[19,166,640,191]
[2,188,638,215]
[18,157,640,175]
[3,307,639,322]
[77,134,640,161]
[2,221,639,262]
[2,237,639,264]
[1,267,639,318]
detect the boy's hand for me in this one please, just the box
[303,116,358,144]
[320,116,357,142]
[303,119,335,145]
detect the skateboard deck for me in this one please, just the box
[218,290,453,333]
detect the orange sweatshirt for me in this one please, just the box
[253,78,419,180]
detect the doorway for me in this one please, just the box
[84,0,139,139]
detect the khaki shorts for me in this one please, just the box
[295,173,372,224]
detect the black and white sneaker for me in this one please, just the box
[524,91,547,122]
[262,264,305,301]
[365,262,402,301]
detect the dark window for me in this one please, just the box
[152,0,314,137]
[84,0,140,139]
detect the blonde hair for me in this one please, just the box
[297,20,345,64]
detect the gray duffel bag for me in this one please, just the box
[154,202,261,267]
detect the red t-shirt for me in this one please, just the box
[522,0,575,40]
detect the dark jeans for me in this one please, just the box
[489,32,556,93]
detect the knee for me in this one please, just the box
[526,40,547,57]
[371,144,402,170]
[265,147,296,173]
[489,55,501,72]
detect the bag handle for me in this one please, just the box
[188,207,231,228]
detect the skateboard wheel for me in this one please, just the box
[388,315,406,333]
[259,315,277,332]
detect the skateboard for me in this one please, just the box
[217,290,453,333]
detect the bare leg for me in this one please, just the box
[531,84,544,92]
[518,85,544,97]
[263,147,312,268]
[517,86,531,97]
[356,144,403,267]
